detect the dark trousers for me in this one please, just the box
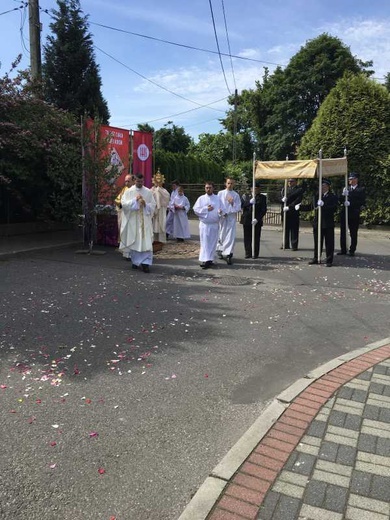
[243,224,262,258]
[313,226,335,264]
[340,211,360,253]
[284,212,300,249]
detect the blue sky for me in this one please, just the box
[1,0,390,140]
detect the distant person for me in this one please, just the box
[151,170,170,243]
[193,181,222,269]
[240,181,267,259]
[166,179,180,240]
[119,174,156,273]
[216,177,241,265]
[171,186,191,242]
[281,178,305,250]
[302,179,338,267]
[338,172,366,256]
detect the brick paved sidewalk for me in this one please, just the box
[205,343,390,520]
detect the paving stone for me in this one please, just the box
[348,494,390,515]
[350,470,372,495]
[346,505,389,520]
[271,495,301,520]
[363,405,380,420]
[338,387,354,400]
[323,483,348,513]
[383,385,390,397]
[356,371,372,381]
[299,503,343,520]
[303,479,327,507]
[273,480,305,499]
[328,410,346,427]
[284,451,298,471]
[312,469,350,488]
[344,413,363,431]
[379,407,390,423]
[289,452,316,476]
[257,491,279,520]
[336,444,357,466]
[318,441,338,462]
[371,475,390,502]
[376,437,390,457]
[369,382,385,395]
[306,420,327,439]
[357,433,377,453]
[373,365,388,375]
[352,388,369,402]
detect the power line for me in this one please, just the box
[95,45,226,112]
[89,21,283,67]
[221,0,237,91]
[208,0,231,94]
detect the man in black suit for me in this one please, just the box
[241,181,267,259]
[281,178,305,250]
[338,172,366,256]
[301,179,338,267]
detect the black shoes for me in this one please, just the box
[132,264,138,270]
[141,264,150,273]
[308,259,318,265]
[200,261,213,269]
[226,255,232,265]
[337,251,347,255]
[349,251,355,256]
[291,248,298,251]
[245,254,251,259]
[326,263,333,267]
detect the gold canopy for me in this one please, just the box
[254,157,348,180]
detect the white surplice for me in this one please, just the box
[151,186,170,243]
[119,185,156,265]
[193,193,222,262]
[165,188,178,237]
[217,188,241,257]
[171,194,191,239]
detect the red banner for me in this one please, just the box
[101,125,130,189]
[132,131,153,187]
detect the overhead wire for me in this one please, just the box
[89,21,283,68]
[221,0,237,91]
[208,0,231,94]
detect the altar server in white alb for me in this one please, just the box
[165,179,180,239]
[193,181,222,269]
[216,177,241,265]
[119,174,156,273]
[151,169,170,243]
[171,186,191,242]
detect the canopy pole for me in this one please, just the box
[281,155,289,249]
[317,149,323,263]
[252,152,256,256]
[343,147,349,252]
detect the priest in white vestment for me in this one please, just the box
[151,170,170,243]
[216,177,241,265]
[171,186,191,241]
[193,181,222,269]
[119,174,156,273]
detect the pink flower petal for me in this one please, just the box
[98,467,105,475]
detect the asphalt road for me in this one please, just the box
[0,223,389,519]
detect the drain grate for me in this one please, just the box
[211,275,252,286]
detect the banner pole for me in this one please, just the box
[252,152,256,257]
[282,155,289,249]
[317,149,323,263]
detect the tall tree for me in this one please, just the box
[42,0,110,123]
[299,73,390,225]
[154,123,192,154]
[223,34,372,160]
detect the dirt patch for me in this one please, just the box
[153,239,200,259]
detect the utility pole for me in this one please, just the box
[29,0,42,80]
[232,88,238,164]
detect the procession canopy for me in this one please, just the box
[254,157,348,180]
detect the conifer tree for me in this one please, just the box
[43,0,110,123]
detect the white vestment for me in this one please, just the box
[165,188,178,236]
[151,186,170,243]
[217,188,241,256]
[119,186,157,266]
[171,194,191,239]
[193,193,222,262]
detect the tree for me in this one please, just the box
[137,123,155,133]
[154,123,192,154]
[190,130,254,164]
[0,61,82,223]
[299,73,390,224]
[223,34,372,160]
[42,0,110,123]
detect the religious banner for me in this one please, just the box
[101,124,130,189]
[132,131,153,187]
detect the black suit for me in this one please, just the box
[339,184,366,254]
[301,191,338,264]
[241,192,267,258]
[281,184,305,249]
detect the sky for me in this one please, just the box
[1,0,390,140]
